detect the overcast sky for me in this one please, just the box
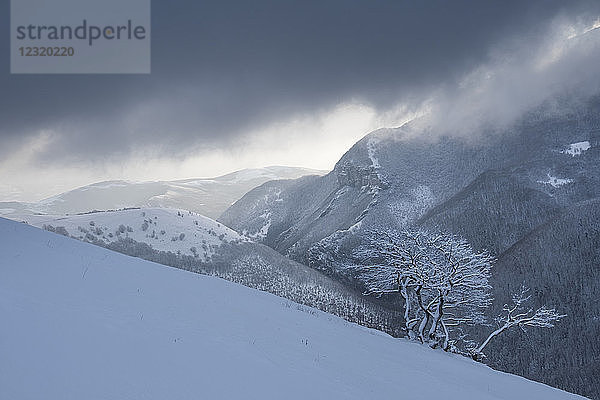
[1,0,600,201]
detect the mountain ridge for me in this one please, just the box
[0,166,326,219]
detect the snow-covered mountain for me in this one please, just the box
[0,166,325,219]
[0,217,586,400]
[220,96,600,398]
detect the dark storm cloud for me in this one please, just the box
[1,0,599,164]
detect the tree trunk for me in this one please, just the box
[441,320,450,351]
[399,277,411,332]
[476,323,509,354]
[428,291,443,341]
[415,286,433,343]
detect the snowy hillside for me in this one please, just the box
[9,208,405,334]
[0,166,326,219]
[16,208,244,261]
[0,218,586,400]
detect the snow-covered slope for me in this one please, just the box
[9,208,405,334]
[0,166,326,219]
[0,218,585,400]
[17,208,244,261]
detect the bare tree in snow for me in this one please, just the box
[355,229,494,351]
[311,226,566,356]
[473,285,565,358]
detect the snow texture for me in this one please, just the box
[561,141,591,157]
[0,218,586,400]
[538,173,574,188]
[367,137,381,169]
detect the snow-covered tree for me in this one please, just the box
[311,226,566,357]
[355,229,494,350]
[473,285,565,358]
